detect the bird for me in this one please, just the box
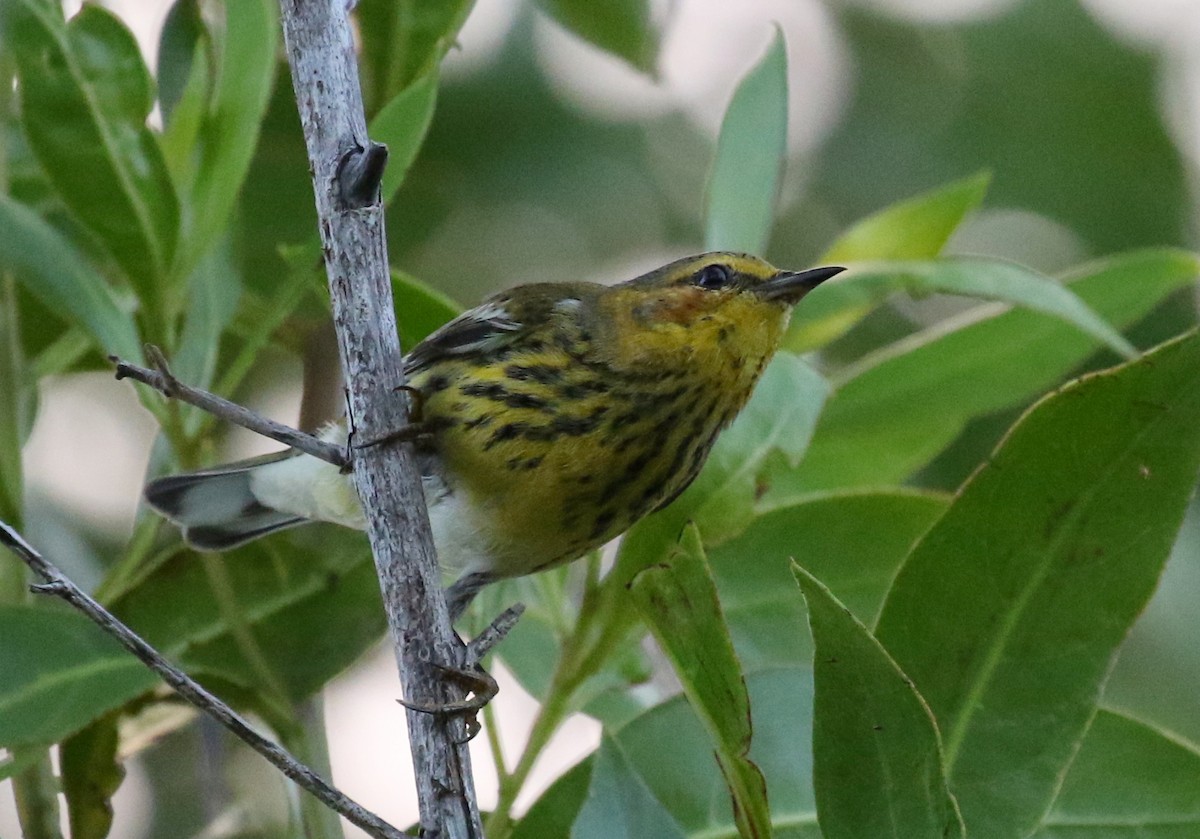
[144,252,842,619]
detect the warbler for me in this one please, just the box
[145,253,842,618]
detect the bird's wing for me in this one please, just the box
[404,297,528,376]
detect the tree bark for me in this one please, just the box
[276,2,484,836]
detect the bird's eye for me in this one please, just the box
[694,264,732,290]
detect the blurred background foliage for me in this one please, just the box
[2,0,1200,837]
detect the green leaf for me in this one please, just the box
[523,668,821,838]
[371,71,440,204]
[794,565,964,839]
[511,759,593,839]
[1033,710,1200,837]
[629,525,772,839]
[873,329,1200,838]
[3,1,180,300]
[355,0,475,109]
[684,354,829,544]
[173,0,277,280]
[159,26,211,190]
[61,715,124,839]
[705,28,788,255]
[709,490,950,671]
[392,269,460,351]
[0,196,141,361]
[0,606,158,748]
[156,0,205,124]
[793,258,1135,359]
[0,277,32,525]
[573,737,689,839]
[173,242,242,400]
[110,533,383,704]
[533,0,659,74]
[766,248,1200,498]
[815,3,1186,255]
[820,172,991,264]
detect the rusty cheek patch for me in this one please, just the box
[646,288,715,325]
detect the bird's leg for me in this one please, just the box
[396,662,498,743]
[395,603,525,740]
[352,384,434,449]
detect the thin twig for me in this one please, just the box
[466,604,525,664]
[111,348,347,469]
[0,520,404,839]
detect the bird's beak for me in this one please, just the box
[757,265,845,304]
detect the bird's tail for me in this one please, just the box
[144,452,306,551]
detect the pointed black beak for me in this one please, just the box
[757,265,845,304]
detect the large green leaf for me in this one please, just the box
[533,0,659,74]
[765,249,1200,499]
[173,0,277,281]
[3,1,179,302]
[110,531,383,705]
[1033,710,1200,837]
[0,606,158,748]
[0,195,141,361]
[630,525,771,839]
[787,257,1136,359]
[874,329,1200,838]
[572,737,689,839]
[705,28,788,255]
[709,489,949,671]
[795,566,964,839]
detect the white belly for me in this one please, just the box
[250,448,496,579]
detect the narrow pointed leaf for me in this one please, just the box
[795,564,964,839]
[174,0,277,279]
[630,524,772,839]
[355,0,475,104]
[820,172,991,264]
[0,196,141,361]
[3,0,179,297]
[790,257,1135,358]
[371,72,440,204]
[874,329,1200,837]
[706,29,788,255]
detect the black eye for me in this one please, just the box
[694,264,732,290]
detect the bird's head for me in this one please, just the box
[592,252,843,374]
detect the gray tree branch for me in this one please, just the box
[0,521,405,839]
[112,348,348,468]
[277,1,485,836]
